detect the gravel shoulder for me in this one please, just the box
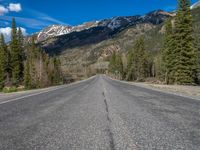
[132,82,200,100]
[108,76,200,100]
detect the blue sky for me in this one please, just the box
[0,0,199,35]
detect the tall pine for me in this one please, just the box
[173,0,195,84]
[194,29,200,84]
[24,59,31,89]
[18,27,25,78]
[10,18,23,85]
[162,19,175,84]
[109,52,117,74]
[0,34,6,89]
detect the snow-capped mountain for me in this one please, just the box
[37,25,72,42]
[33,10,172,42]
[36,21,99,42]
[191,0,200,9]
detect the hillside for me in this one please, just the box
[27,7,200,79]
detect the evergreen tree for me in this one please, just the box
[109,52,124,78]
[18,27,25,78]
[10,18,23,85]
[115,53,123,78]
[0,34,12,88]
[109,51,117,74]
[194,30,200,84]
[126,37,148,81]
[126,49,134,80]
[24,60,31,89]
[173,0,195,84]
[0,34,6,89]
[162,19,175,84]
[52,57,62,84]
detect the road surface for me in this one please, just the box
[0,75,200,150]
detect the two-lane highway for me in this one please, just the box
[0,75,200,150]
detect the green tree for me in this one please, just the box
[109,51,117,74]
[18,27,25,77]
[161,19,176,84]
[173,0,195,84]
[126,37,148,81]
[109,52,124,79]
[52,57,62,84]
[115,53,123,78]
[194,30,200,84]
[10,18,23,85]
[24,60,31,89]
[0,34,6,89]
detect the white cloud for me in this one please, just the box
[0,27,27,42]
[0,5,8,15]
[0,3,22,15]
[8,3,22,12]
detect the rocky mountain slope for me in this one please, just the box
[36,10,172,55]
[35,21,99,42]
[30,10,172,44]
[25,6,200,78]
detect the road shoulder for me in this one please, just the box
[106,75,200,101]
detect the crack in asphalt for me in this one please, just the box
[102,91,115,150]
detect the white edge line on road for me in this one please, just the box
[105,75,200,101]
[0,75,96,105]
[0,86,65,105]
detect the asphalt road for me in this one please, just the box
[0,75,200,150]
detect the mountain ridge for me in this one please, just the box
[28,10,172,43]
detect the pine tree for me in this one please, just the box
[126,49,134,80]
[52,57,62,84]
[194,29,200,84]
[17,27,25,78]
[109,51,117,74]
[115,53,123,78]
[0,34,6,89]
[127,37,148,81]
[0,34,11,87]
[162,19,176,84]
[173,0,195,84]
[24,60,31,89]
[137,37,148,80]
[10,18,23,85]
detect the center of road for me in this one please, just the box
[101,77,138,150]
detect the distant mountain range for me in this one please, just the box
[25,5,200,77]
[30,10,173,43]
[26,10,173,56]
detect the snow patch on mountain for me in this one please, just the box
[35,10,173,42]
[37,21,99,42]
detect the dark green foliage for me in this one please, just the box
[161,20,176,84]
[109,52,124,78]
[0,18,63,92]
[173,0,195,84]
[0,34,5,89]
[0,34,12,88]
[18,27,25,76]
[109,51,117,73]
[193,28,200,84]
[24,38,63,89]
[24,59,31,89]
[126,37,149,81]
[10,18,24,85]
[52,57,62,84]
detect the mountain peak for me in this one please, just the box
[147,10,174,17]
[32,9,173,42]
